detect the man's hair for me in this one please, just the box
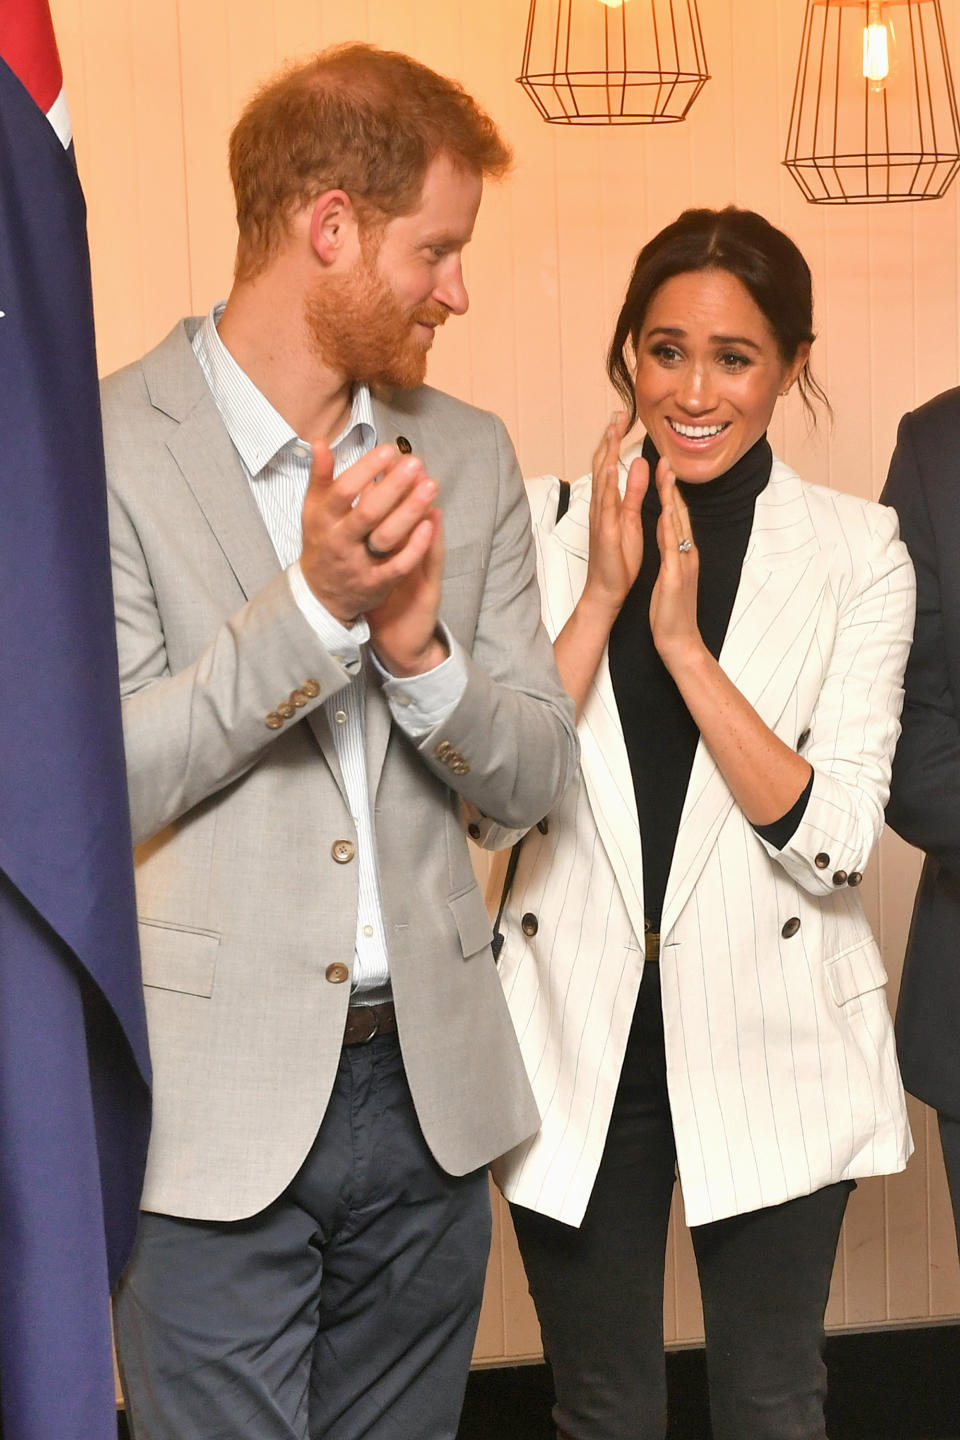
[229,43,512,280]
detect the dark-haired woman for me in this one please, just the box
[482,208,915,1440]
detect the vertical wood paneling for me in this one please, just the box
[54,0,960,1367]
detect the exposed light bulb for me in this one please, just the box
[862,4,891,91]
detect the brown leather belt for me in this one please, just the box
[343,1001,398,1046]
[645,931,660,963]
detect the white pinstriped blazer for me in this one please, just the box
[484,454,916,1229]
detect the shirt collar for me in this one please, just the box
[192,302,377,477]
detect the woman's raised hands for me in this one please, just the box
[582,412,648,620]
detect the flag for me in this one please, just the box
[0,3,150,1437]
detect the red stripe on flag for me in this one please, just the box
[0,0,63,115]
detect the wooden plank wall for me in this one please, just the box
[51,0,960,1362]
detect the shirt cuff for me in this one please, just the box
[752,769,815,850]
[287,562,368,675]
[371,624,468,737]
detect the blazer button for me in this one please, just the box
[276,702,296,721]
[302,679,321,698]
[468,823,481,840]
[451,759,470,775]
[832,870,847,886]
[797,729,811,750]
[781,917,801,939]
[396,435,413,454]
[331,840,355,863]
[814,853,830,869]
[289,689,308,708]
[325,963,350,984]
[434,740,453,761]
[265,712,283,730]
[847,871,863,887]
[521,913,539,936]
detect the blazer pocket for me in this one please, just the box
[443,541,483,580]
[824,939,888,1005]
[447,884,494,959]
[139,918,220,997]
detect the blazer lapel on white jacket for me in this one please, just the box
[545,487,647,944]
[660,461,827,941]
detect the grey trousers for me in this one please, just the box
[114,1031,491,1440]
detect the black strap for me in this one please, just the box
[491,841,523,961]
[490,478,569,961]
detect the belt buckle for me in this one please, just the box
[352,1006,381,1045]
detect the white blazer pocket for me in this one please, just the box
[824,938,888,1005]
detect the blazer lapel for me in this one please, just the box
[143,323,348,796]
[144,323,281,600]
[544,483,647,943]
[660,461,827,940]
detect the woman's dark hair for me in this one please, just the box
[607,206,830,427]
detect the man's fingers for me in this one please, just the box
[305,442,409,515]
[362,478,438,558]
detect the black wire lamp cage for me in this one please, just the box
[784,0,960,203]
[517,0,709,126]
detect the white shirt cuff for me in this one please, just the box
[287,562,368,675]
[372,625,467,737]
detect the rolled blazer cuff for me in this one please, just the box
[753,764,883,894]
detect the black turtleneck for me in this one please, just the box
[607,432,808,931]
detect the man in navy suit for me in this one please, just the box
[883,387,960,1247]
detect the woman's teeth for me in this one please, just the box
[668,420,727,439]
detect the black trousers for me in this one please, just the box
[511,965,851,1440]
[937,1112,960,1257]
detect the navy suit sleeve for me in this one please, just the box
[882,407,960,869]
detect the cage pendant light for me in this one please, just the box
[517,0,709,125]
[784,0,960,203]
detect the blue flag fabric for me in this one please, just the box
[0,39,150,1440]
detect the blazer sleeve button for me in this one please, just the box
[781,917,801,939]
[847,871,863,887]
[276,702,296,721]
[468,823,481,840]
[325,963,350,984]
[302,679,321,698]
[289,689,308,708]
[265,712,283,730]
[832,870,848,886]
[331,840,355,863]
[434,740,453,761]
[396,435,413,454]
[814,853,830,869]
[521,913,539,936]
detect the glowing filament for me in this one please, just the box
[863,8,890,89]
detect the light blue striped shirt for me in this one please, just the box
[192,304,465,996]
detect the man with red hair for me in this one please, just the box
[105,44,576,1439]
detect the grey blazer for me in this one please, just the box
[101,319,577,1222]
[883,388,960,1123]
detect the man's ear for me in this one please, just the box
[309,190,357,266]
